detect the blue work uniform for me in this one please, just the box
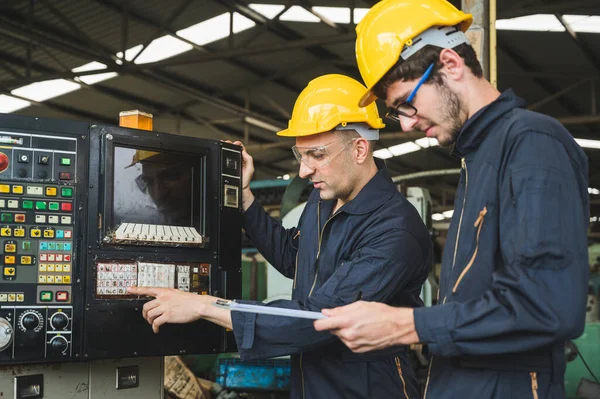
[414,90,590,398]
[232,159,432,398]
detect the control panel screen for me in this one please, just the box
[112,147,196,228]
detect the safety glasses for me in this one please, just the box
[386,63,435,123]
[291,139,355,169]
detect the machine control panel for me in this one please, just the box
[0,131,78,363]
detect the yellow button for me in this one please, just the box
[3,267,15,276]
[39,264,47,272]
[0,185,9,193]
[63,275,70,284]
[38,275,47,283]
[55,275,62,283]
[47,264,55,272]
[47,275,55,283]
[63,264,71,272]
[30,229,41,238]
[43,229,55,238]
[16,294,24,302]
[12,185,23,194]
[7,294,15,302]
[55,264,63,272]
[4,244,16,253]
[14,228,24,237]
[45,187,57,197]
[20,256,31,265]
[4,256,15,264]
[1,228,11,237]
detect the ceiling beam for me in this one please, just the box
[498,0,600,19]
[556,14,600,76]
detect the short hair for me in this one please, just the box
[373,43,483,100]
[333,130,375,155]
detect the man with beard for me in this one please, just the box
[128,74,432,398]
[314,1,590,398]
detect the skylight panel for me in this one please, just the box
[353,8,369,24]
[116,44,143,64]
[442,210,454,218]
[388,142,421,156]
[178,13,255,46]
[72,61,117,85]
[233,12,256,33]
[133,36,193,64]
[249,4,285,19]
[432,213,445,221]
[415,137,440,148]
[373,148,393,159]
[575,138,600,149]
[280,6,321,23]
[312,7,351,24]
[563,15,600,33]
[495,14,565,32]
[589,187,600,195]
[11,79,81,102]
[0,95,30,113]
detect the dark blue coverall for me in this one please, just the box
[232,159,432,398]
[414,90,590,398]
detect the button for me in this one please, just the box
[20,256,32,265]
[7,200,18,209]
[60,157,71,166]
[56,230,64,239]
[49,202,59,211]
[56,255,63,261]
[35,215,46,223]
[39,242,48,250]
[48,254,55,261]
[22,241,30,250]
[39,264,46,272]
[64,231,72,239]
[4,256,15,264]
[62,276,70,284]
[16,294,24,302]
[38,155,50,165]
[0,214,12,223]
[35,201,47,210]
[55,264,63,272]
[30,228,41,238]
[0,153,8,173]
[0,200,4,208]
[14,228,25,237]
[43,229,55,238]
[17,153,29,163]
[0,185,9,193]
[3,266,15,276]
[47,275,55,283]
[14,214,25,223]
[61,187,73,198]
[48,243,56,250]
[63,243,71,251]
[38,275,47,283]
[60,216,71,225]
[63,264,71,272]
[0,294,6,302]
[59,172,72,180]
[40,254,47,261]
[7,294,15,302]
[64,255,71,262]
[12,185,23,194]
[26,186,43,196]
[56,291,68,301]
[48,216,59,224]
[4,243,16,252]
[0,227,11,237]
[40,291,52,302]
[56,243,64,251]
[55,275,63,283]
[60,203,72,212]
[45,187,57,197]
[22,200,33,210]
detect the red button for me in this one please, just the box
[56,291,69,301]
[0,153,8,173]
[59,172,72,180]
[61,203,72,212]
[14,214,25,223]
[64,230,72,238]
[64,255,71,261]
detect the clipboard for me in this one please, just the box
[214,299,327,320]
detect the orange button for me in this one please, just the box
[14,214,25,223]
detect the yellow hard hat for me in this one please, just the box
[355,0,473,107]
[126,150,160,168]
[277,74,385,137]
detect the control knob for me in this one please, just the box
[19,311,42,331]
[49,335,68,354]
[0,318,13,351]
[50,312,69,330]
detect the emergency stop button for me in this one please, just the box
[0,152,9,173]
[56,291,69,302]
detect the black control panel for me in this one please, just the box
[0,114,242,365]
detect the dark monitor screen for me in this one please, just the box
[112,146,198,228]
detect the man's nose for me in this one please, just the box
[298,161,315,179]
[399,114,419,132]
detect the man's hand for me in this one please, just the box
[222,140,256,211]
[127,286,215,333]
[313,301,420,353]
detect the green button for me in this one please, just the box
[1,213,12,223]
[22,200,33,210]
[22,241,31,250]
[61,187,73,198]
[40,291,52,302]
[56,243,64,250]
[35,201,47,210]
[60,157,71,166]
[49,202,59,211]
